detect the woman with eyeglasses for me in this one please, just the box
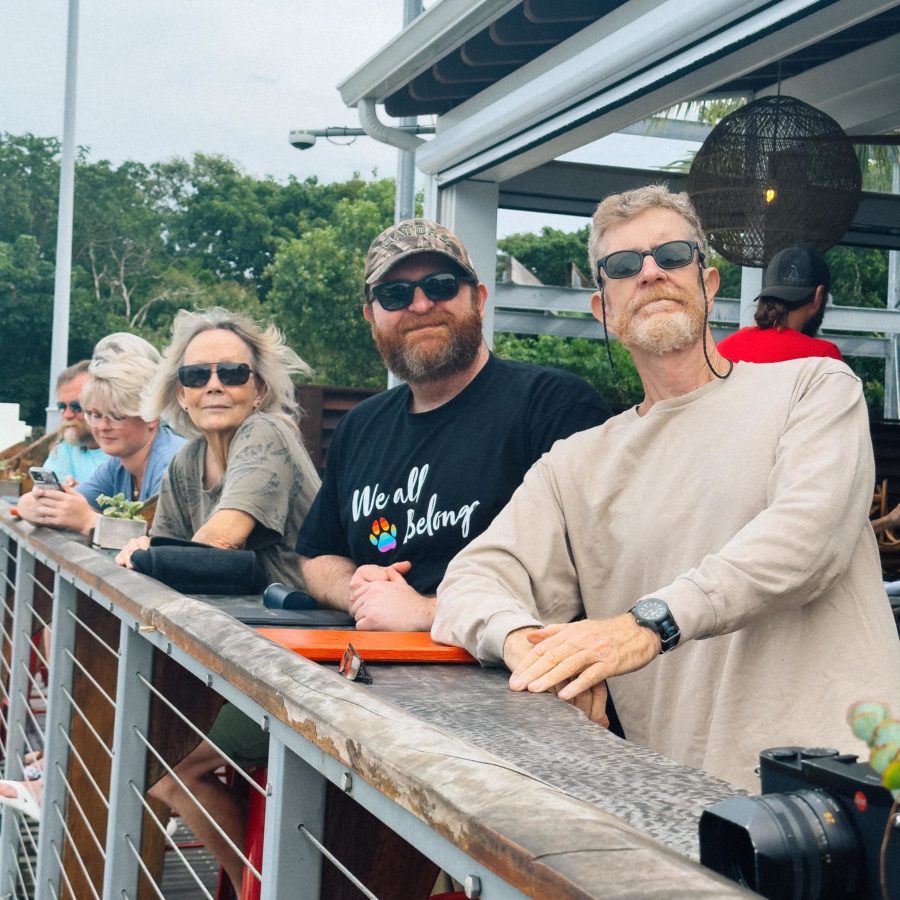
[15,335,185,535]
[114,307,319,893]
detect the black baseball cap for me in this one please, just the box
[758,246,830,305]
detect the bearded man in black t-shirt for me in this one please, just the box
[296,218,611,631]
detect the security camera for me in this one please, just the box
[289,131,317,150]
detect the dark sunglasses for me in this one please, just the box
[57,400,82,414]
[370,272,474,311]
[177,362,254,388]
[597,240,704,280]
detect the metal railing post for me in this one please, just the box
[260,738,325,900]
[101,620,154,898]
[34,576,78,899]
[0,541,37,895]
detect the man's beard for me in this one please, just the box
[614,286,706,356]
[801,301,826,337]
[371,300,484,384]
[60,418,99,449]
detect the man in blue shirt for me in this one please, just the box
[43,361,109,482]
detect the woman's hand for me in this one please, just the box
[115,535,151,569]
[19,486,97,535]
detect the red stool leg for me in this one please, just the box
[240,765,268,900]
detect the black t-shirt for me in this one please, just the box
[296,355,611,594]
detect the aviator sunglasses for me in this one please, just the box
[177,362,254,388]
[57,400,82,414]
[596,240,704,280]
[370,272,475,311]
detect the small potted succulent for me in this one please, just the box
[92,492,148,550]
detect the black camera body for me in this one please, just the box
[699,747,898,900]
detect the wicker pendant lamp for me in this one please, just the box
[687,95,862,267]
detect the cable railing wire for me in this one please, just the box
[64,606,119,661]
[61,647,116,709]
[123,832,167,900]
[24,570,54,601]
[135,671,268,799]
[49,758,108,863]
[300,825,380,900]
[125,779,215,900]
[133,726,261,882]
[50,835,79,900]
[50,798,102,900]
[59,685,113,760]
[52,724,111,814]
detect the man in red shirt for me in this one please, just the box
[717,246,842,362]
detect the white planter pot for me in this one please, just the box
[92,516,147,550]
[0,481,23,499]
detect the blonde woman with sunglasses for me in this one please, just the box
[113,308,320,892]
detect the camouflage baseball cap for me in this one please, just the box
[364,218,478,285]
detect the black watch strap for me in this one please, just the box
[629,597,681,653]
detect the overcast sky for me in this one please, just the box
[1,1,697,237]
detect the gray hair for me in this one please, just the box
[80,353,160,422]
[142,307,311,438]
[56,359,90,391]
[588,185,708,288]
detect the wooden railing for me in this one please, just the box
[0,508,750,899]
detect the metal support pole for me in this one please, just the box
[889,154,900,311]
[393,0,422,225]
[885,334,900,420]
[738,266,762,328]
[35,576,78,900]
[260,738,326,900]
[435,180,500,347]
[0,544,37,894]
[883,154,899,419]
[46,0,80,432]
[101,620,154,897]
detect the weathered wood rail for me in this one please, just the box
[0,507,750,899]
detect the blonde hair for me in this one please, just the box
[81,355,160,422]
[92,332,161,366]
[143,307,311,438]
[588,185,708,287]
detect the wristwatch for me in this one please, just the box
[629,597,680,653]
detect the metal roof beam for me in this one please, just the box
[496,162,900,250]
[338,0,521,108]
[419,0,895,184]
[492,310,891,357]
[756,32,900,135]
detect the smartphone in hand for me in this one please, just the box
[29,467,63,491]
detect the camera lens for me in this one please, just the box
[700,790,862,899]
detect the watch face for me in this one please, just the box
[635,598,668,624]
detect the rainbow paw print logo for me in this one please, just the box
[369,517,397,552]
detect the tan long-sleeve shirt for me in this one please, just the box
[434,358,900,790]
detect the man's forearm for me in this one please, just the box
[299,555,356,611]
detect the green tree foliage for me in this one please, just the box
[499,226,591,284]
[1,127,894,426]
[494,333,642,410]
[0,235,56,423]
[267,182,396,386]
[0,131,401,423]
[496,227,644,408]
[0,134,63,251]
